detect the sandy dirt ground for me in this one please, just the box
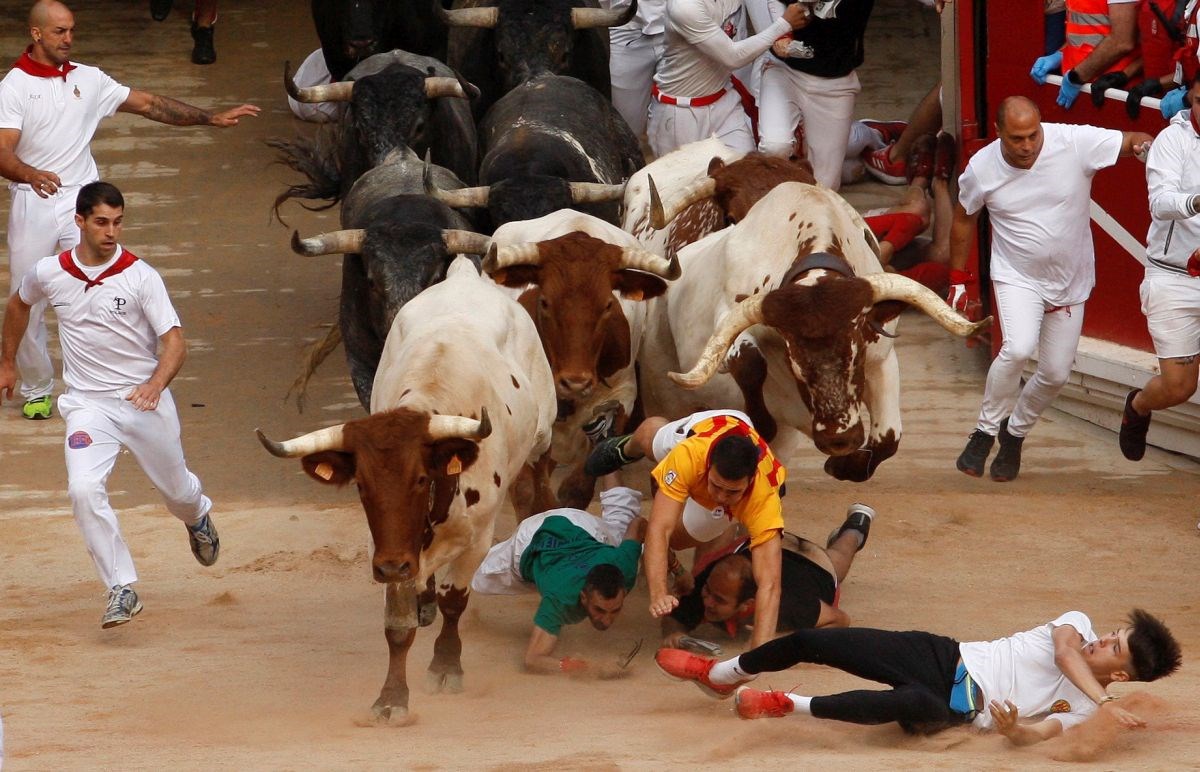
[1,1,1198,769]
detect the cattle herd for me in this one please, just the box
[257,0,990,723]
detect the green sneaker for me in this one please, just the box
[22,395,52,420]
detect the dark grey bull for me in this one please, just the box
[312,0,448,81]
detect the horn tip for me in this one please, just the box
[255,428,289,457]
[667,371,702,389]
[478,406,492,438]
[289,230,306,255]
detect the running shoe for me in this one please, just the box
[22,395,52,420]
[862,145,907,185]
[826,503,876,552]
[655,648,746,699]
[1118,389,1151,462]
[187,513,220,566]
[101,585,143,629]
[990,419,1024,482]
[735,688,795,719]
[956,429,995,477]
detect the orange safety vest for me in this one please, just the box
[1063,0,1141,73]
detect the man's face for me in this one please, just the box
[1082,628,1134,682]
[75,203,123,261]
[700,568,746,623]
[580,589,625,631]
[705,467,750,509]
[996,111,1043,170]
[32,8,74,67]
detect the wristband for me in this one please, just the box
[948,268,975,285]
[559,657,588,673]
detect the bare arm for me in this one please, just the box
[1071,3,1138,82]
[126,326,186,411]
[118,89,260,128]
[1118,131,1154,159]
[1052,624,1145,728]
[948,201,982,272]
[646,491,686,618]
[747,533,782,648]
[524,625,570,674]
[0,128,61,195]
[989,700,1065,746]
[0,293,33,404]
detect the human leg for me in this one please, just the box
[794,70,859,190]
[863,82,943,185]
[823,503,875,582]
[1007,301,1085,437]
[977,282,1045,435]
[191,0,218,64]
[122,389,212,526]
[583,415,666,476]
[7,190,69,404]
[756,62,802,159]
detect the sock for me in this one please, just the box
[709,656,755,685]
[786,694,813,715]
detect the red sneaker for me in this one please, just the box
[861,118,908,145]
[862,145,907,185]
[735,688,795,719]
[655,648,745,699]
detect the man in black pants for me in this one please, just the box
[655,609,1180,744]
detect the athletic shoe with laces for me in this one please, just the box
[862,144,907,185]
[735,687,795,719]
[22,395,52,420]
[191,22,216,65]
[101,584,143,629]
[583,434,637,477]
[826,503,876,552]
[989,418,1024,482]
[187,513,220,566]
[654,648,746,699]
[1119,389,1151,461]
[861,119,908,146]
[955,429,995,477]
[581,400,620,445]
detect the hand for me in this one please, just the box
[0,360,16,403]
[1057,71,1083,109]
[1089,72,1129,108]
[782,2,811,30]
[771,35,792,58]
[1099,700,1146,729]
[209,103,261,127]
[1133,139,1152,163]
[989,699,1021,737]
[28,169,62,198]
[1125,78,1164,120]
[649,592,679,618]
[946,268,975,313]
[126,382,163,411]
[1160,87,1188,118]
[1030,51,1063,85]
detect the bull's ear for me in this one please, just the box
[706,156,726,175]
[430,439,481,476]
[488,264,540,289]
[301,451,355,486]
[597,312,632,380]
[612,270,669,301]
[869,300,907,327]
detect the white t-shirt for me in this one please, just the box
[0,61,130,188]
[656,0,788,96]
[960,611,1100,731]
[605,0,669,35]
[19,246,180,394]
[957,122,1122,306]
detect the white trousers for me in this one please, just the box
[756,64,860,191]
[610,29,664,138]
[7,184,83,400]
[978,281,1086,437]
[470,486,643,595]
[59,388,211,588]
[647,89,755,159]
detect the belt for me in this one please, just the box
[949,659,984,721]
[651,83,727,107]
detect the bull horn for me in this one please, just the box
[568,182,627,203]
[571,0,637,29]
[291,229,365,256]
[442,229,493,256]
[256,424,346,458]
[284,61,354,103]
[424,76,468,100]
[619,245,680,280]
[650,174,717,230]
[427,407,492,441]
[863,273,992,338]
[668,294,765,389]
[482,241,542,273]
[423,163,491,208]
[435,2,499,28]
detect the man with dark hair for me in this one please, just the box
[586,410,786,648]
[0,181,219,629]
[0,1,258,420]
[657,608,1181,745]
[471,474,647,675]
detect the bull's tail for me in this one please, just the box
[286,322,343,413]
[265,126,345,222]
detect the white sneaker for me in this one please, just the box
[101,585,143,629]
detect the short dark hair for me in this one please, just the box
[711,434,759,481]
[583,563,625,600]
[76,181,124,217]
[1126,608,1182,682]
[712,554,756,604]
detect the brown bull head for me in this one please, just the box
[256,407,491,584]
[649,154,817,230]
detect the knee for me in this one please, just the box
[67,476,105,508]
[997,338,1036,365]
[758,139,795,158]
[1163,378,1198,405]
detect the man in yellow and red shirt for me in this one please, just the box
[585,409,786,647]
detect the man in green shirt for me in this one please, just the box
[472,476,647,674]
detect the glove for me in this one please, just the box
[947,269,975,313]
[1160,86,1188,118]
[1089,72,1129,108]
[1125,79,1165,120]
[1030,50,1063,85]
[1057,70,1083,109]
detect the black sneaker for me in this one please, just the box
[582,400,620,445]
[955,429,995,477]
[1118,389,1151,461]
[150,0,173,21]
[187,513,220,566]
[583,434,638,477]
[191,22,216,65]
[826,503,876,552]
[990,419,1024,482]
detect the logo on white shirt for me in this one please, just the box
[73,85,81,100]
[112,297,127,315]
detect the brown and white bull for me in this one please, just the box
[484,209,679,507]
[638,182,990,482]
[256,257,556,722]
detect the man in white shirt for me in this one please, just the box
[654,608,1180,743]
[646,0,809,157]
[0,1,258,421]
[1120,74,1200,463]
[945,96,1151,481]
[0,182,219,630]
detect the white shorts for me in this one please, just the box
[1140,272,1200,359]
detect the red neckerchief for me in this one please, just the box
[58,248,138,291]
[13,45,76,80]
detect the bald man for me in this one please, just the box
[947,96,1151,482]
[0,1,258,420]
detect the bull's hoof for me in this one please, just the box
[365,698,415,727]
[426,669,464,694]
[824,452,875,482]
[418,599,438,627]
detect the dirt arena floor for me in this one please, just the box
[1,1,1198,769]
